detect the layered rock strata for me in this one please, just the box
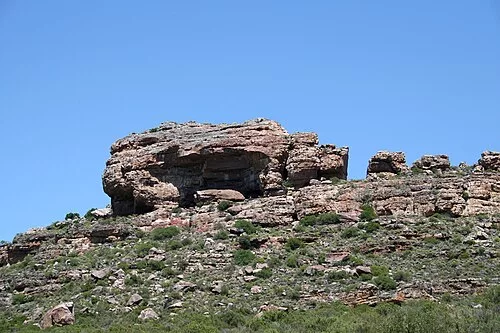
[103,119,348,215]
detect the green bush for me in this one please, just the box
[150,226,180,240]
[359,204,377,221]
[370,265,389,276]
[167,239,183,250]
[65,212,80,220]
[327,270,350,281]
[214,230,229,240]
[286,254,299,268]
[234,219,257,234]
[255,268,273,279]
[238,235,256,250]
[134,241,156,256]
[300,212,340,226]
[84,208,97,220]
[217,201,232,211]
[317,212,341,225]
[300,215,318,226]
[341,227,360,238]
[233,249,255,266]
[12,293,32,305]
[374,275,397,290]
[285,237,304,251]
[360,221,380,233]
[393,270,411,282]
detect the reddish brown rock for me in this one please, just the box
[413,155,451,171]
[194,189,245,203]
[367,151,409,178]
[40,302,75,329]
[103,119,348,215]
[479,151,500,171]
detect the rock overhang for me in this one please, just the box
[103,118,349,215]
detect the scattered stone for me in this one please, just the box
[168,302,183,309]
[173,281,197,292]
[127,293,143,306]
[251,286,263,294]
[138,308,159,321]
[91,268,110,280]
[356,266,372,275]
[40,302,75,329]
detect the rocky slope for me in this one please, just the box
[0,119,498,331]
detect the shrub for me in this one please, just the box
[233,249,255,266]
[234,219,257,234]
[327,270,350,281]
[317,212,341,225]
[286,254,299,268]
[84,208,97,220]
[374,275,397,290]
[65,212,80,220]
[359,204,377,221]
[12,293,32,305]
[285,237,304,251]
[134,241,155,256]
[360,221,380,233]
[217,201,232,211]
[255,268,273,279]
[238,235,256,250]
[370,265,389,276]
[300,215,318,226]
[300,212,340,226]
[167,239,183,250]
[214,230,229,240]
[150,226,180,240]
[341,227,360,238]
[393,270,411,282]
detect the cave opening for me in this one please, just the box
[151,150,271,207]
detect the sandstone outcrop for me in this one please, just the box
[413,154,451,172]
[295,172,500,219]
[479,151,500,171]
[366,151,409,179]
[103,119,348,215]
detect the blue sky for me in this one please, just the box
[1,1,499,241]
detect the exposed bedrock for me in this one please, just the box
[103,119,348,215]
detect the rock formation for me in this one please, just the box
[40,302,75,329]
[413,154,451,172]
[366,151,409,178]
[103,119,348,215]
[479,151,500,171]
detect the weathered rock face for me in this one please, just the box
[294,172,500,219]
[103,119,348,215]
[366,151,409,178]
[479,151,500,171]
[413,155,451,172]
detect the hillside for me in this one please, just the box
[0,119,499,332]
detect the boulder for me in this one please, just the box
[138,308,159,321]
[413,155,450,171]
[127,293,143,306]
[40,302,75,329]
[367,151,408,178]
[479,151,500,171]
[194,189,245,203]
[103,119,348,215]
